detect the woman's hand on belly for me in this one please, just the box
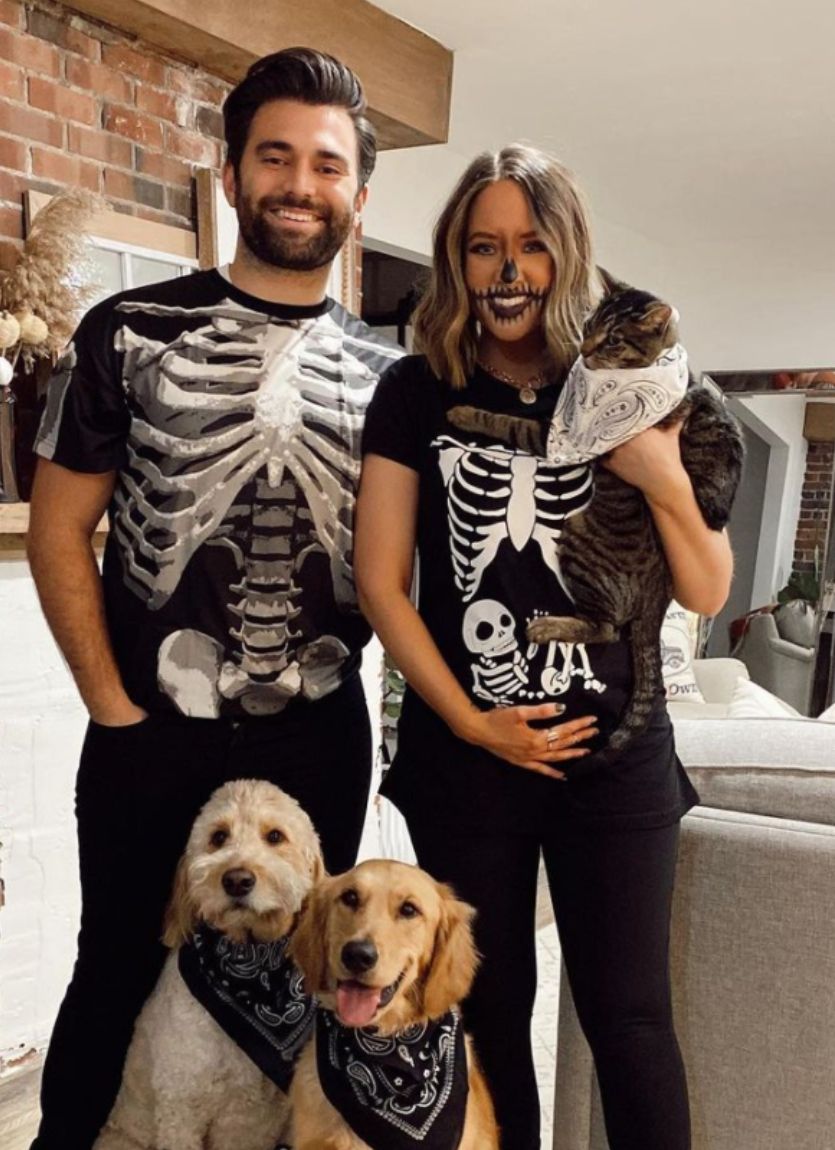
[458,703,599,779]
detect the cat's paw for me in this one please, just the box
[527,616,595,644]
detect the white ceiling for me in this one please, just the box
[375,0,835,246]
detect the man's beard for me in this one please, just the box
[236,192,353,271]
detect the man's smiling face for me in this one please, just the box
[223,98,366,271]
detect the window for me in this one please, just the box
[88,237,195,305]
[25,190,200,311]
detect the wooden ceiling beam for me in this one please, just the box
[63,0,452,149]
[804,402,835,443]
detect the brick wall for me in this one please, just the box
[793,440,834,575]
[0,0,229,270]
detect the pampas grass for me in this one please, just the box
[0,189,105,368]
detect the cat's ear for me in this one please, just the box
[596,267,624,297]
[638,302,674,336]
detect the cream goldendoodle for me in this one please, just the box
[94,778,323,1150]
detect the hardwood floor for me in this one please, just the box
[0,1056,41,1150]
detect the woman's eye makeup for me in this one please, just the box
[467,240,547,256]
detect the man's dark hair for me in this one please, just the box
[223,47,377,187]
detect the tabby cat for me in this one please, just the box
[447,274,744,765]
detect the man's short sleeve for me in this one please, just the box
[362,356,431,473]
[35,297,129,473]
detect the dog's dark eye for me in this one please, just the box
[340,888,360,909]
[399,901,421,919]
[265,828,284,845]
[209,829,228,848]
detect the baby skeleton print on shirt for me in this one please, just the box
[433,431,607,706]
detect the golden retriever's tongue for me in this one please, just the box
[337,982,382,1026]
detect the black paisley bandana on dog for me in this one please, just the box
[316,1008,469,1149]
[178,924,314,1092]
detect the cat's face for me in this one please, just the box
[581,286,678,369]
[465,179,553,346]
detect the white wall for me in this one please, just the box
[0,561,85,1066]
[730,394,808,607]
[364,147,835,374]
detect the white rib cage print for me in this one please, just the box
[433,434,593,601]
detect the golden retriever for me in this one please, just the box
[94,778,323,1150]
[289,858,499,1150]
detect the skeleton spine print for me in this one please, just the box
[53,281,399,719]
[434,432,607,706]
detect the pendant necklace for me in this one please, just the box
[478,360,547,405]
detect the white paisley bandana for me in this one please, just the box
[545,343,689,465]
[316,1008,469,1149]
[178,924,315,1092]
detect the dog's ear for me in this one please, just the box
[421,883,479,1019]
[308,841,326,887]
[161,856,195,949]
[288,881,331,994]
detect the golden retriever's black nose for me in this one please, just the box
[222,868,256,897]
[341,939,378,974]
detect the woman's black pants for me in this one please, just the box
[408,816,691,1150]
[31,677,371,1150]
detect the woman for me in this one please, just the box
[355,145,732,1150]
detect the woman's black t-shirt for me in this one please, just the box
[362,355,699,832]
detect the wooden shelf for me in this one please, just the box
[0,503,107,560]
[0,503,31,559]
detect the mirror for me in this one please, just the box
[702,370,835,716]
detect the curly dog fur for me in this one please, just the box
[94,778,323,1150]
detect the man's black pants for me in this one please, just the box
[31,676,371,1150]
[408,817,690,1150]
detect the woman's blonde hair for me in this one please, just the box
[412,144,597,390]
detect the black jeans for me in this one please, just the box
[408,817,690,1150]
[31,676,371,1150]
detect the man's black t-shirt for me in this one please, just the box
[362,355,699,831]
[35,269,402,718]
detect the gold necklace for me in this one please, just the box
[478,360,547,405]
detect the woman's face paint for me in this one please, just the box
[465,179,553,345]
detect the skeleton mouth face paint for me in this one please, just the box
[464,180,553,346]
[471,285,548,327]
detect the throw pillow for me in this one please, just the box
[727,677,803,719]
[773,599,817,648]
[817,702,835,723]
[660,601,705,704]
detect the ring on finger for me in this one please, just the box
[546,728,560,747]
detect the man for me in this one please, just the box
[27,48,401,1150]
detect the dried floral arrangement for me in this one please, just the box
[0,188,105,385]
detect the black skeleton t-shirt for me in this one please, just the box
[35,269,403,719]
[363,355,697,831]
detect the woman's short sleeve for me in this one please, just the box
[362,355,432,473]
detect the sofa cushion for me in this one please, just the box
[726,677,801,719]
[668,701,730,720]
[773,599,817,648]
[674,717,835,826]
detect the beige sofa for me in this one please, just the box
[730,608,817,714]
[552,711,835,1150]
